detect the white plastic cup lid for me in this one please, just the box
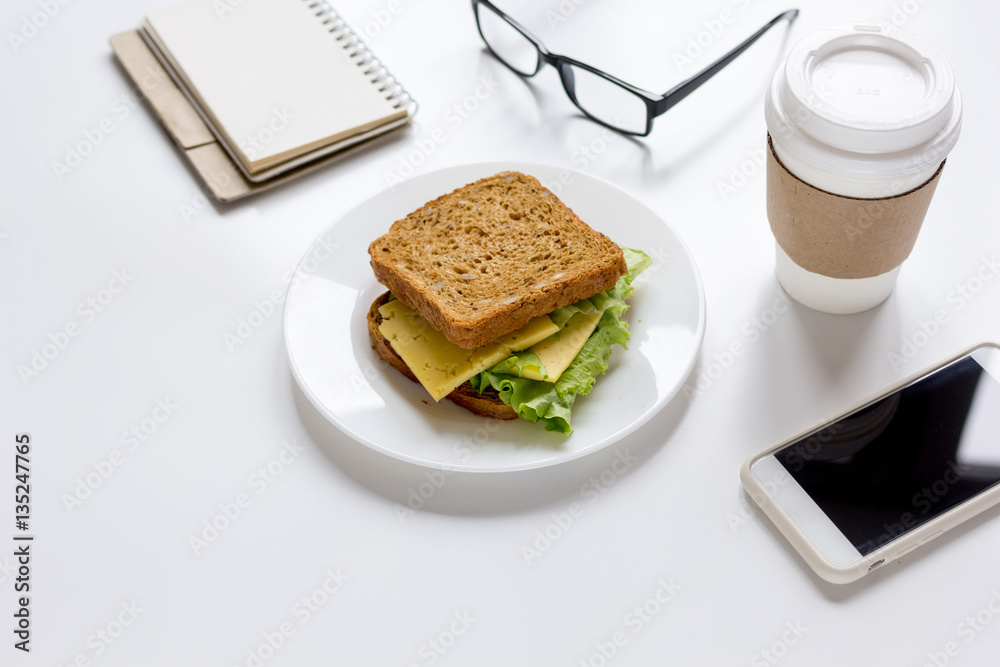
[766,23,962,181]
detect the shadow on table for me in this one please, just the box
[292,367,695,517]
[745,486,1000,600]
[733,277,905,436]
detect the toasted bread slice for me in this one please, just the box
[369,171,626,349]
[367,292,518,420]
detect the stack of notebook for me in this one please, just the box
[111,0,416,201]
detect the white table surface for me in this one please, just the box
[4,0,1000,665]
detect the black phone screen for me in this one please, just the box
[774,351,1000,555]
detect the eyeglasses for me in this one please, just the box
[471,1,799,136]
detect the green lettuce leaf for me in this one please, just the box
[547,295,604,328]
[471,247,652,434]
[491,350,548,379]
[470,373,578,433]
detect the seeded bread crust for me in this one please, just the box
[367,292,518,420]
[369,171,626,349]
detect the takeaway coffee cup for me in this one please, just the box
[764,23,962,314]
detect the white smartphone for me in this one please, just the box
[741,342,1000,584]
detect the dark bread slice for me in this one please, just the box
[369,171,626,349]
[367,292,517,420]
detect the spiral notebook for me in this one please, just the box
[136,0,415,183]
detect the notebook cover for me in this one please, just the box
[140,0,413,181]
[110,30,411,202]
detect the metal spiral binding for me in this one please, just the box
[304,0,414,110]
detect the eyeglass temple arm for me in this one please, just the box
[653,9,799,116]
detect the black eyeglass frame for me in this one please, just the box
[472,0,799,136]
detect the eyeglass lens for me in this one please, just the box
[476,5,539,76]
[477,3,649,134]
[562,64,648,134]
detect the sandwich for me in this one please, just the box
[366,171,650,434]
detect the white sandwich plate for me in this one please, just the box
[283,162,705,472]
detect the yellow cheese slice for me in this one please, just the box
[377,299,559,402]
[518,311,603,383]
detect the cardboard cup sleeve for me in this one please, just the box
[766,136,944,280]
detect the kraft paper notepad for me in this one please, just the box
[111,0,416,197]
